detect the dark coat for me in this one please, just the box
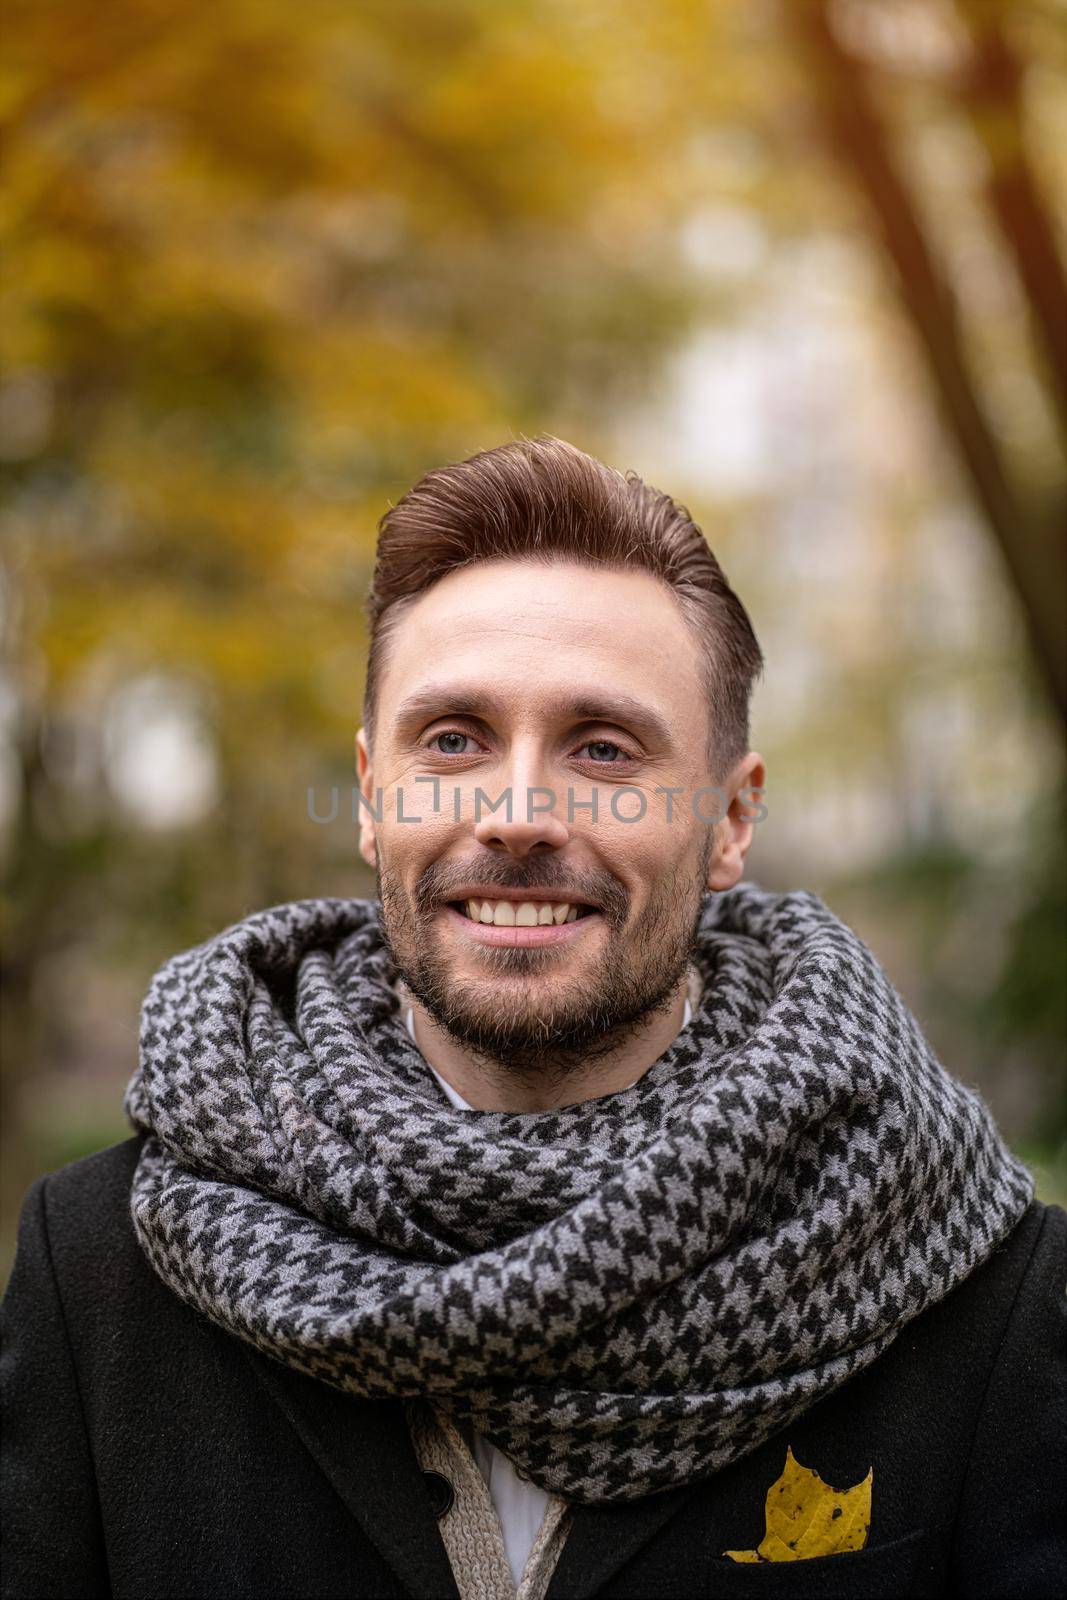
[2,1135,1064,1600]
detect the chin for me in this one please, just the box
[450,966,589,1013]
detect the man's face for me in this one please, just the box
[356,559,758,1079]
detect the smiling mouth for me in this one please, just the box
[449,897,597,927]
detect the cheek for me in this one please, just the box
[376,808,455,874]
[598,810,703,886]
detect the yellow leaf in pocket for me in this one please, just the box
[723,1444,873,1563]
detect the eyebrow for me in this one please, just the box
[392,685,674,747]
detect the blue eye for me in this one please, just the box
[581,741,625,762]
[431,731,474,755]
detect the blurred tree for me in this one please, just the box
[956,0,1066,427]
[791,0,1066,721]
[0,0,765,1234]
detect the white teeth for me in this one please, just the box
[461,898,586,924]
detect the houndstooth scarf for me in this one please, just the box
[123,881,1034,1504]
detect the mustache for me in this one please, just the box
[413,857,630,925]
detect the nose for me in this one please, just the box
[472,788,571,859]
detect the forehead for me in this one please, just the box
[375,559,706,733]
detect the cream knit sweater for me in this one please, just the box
[406,1399,572,1600]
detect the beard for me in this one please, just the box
[375,840,711,1086]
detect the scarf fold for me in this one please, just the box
[123,881,1034,1504]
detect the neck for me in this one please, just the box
[405,975,691,1111]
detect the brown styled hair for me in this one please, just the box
[363,435,763,780]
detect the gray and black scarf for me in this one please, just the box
[124,881,1033,1504]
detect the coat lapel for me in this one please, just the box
[242,1343,796,1600]
[243,1348,460,1600]
[544,1431,793,1600]
[545,1477,709,1600]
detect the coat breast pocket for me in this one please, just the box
[704,1526,930,1600]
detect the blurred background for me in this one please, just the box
[2,0,1065,1277]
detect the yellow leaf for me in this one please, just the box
[724,1444,873,1563]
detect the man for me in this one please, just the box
[2,436,1064,1600]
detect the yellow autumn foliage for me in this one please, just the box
[724,1444,873,1564]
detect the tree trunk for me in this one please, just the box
[954,0,1067,439]
[790,0,1066,727]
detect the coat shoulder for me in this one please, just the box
[14,1134,158,1322]
[975,1196,1066,1313]
[31,1133,146,1249]
[898,1196,1066,1380]
[947,1197,1067,1595]
[1022,1197,1067,1284]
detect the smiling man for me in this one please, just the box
[358,552,762,1110]
[2,437,1064,1600]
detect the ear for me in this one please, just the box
[706,752,766,892]
[355,727,378,870]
